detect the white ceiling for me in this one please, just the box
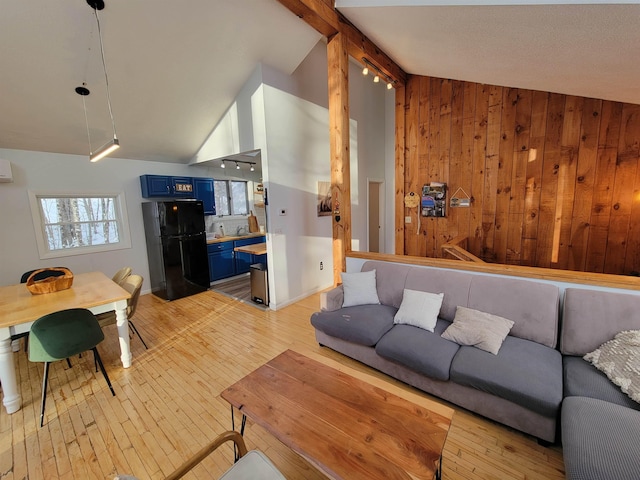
[2,1,640,164]
[338,0,640,104]
[0,1,321,163]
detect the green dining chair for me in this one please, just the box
[28,308,116,427]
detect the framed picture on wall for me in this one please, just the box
[317,181,332,217]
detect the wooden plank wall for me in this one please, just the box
[402,75,640,275]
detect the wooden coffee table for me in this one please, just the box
[221,349,453,480]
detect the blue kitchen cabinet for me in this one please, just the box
[140,174,194,198]
[207,241,235,282]
[170,176,194,197]
[234,236,265,274]
[193,177,215,215]
[140,175,171,197]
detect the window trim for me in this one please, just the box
[28,190,132,259]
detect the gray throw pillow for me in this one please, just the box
[584,330,640,404]
[441,306,514,355]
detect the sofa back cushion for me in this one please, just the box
[467,275,560,348]
[560,288,640,355]
[361,261,410,308]
[404,267,473,322]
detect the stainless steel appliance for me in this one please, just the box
[142,200,210,300]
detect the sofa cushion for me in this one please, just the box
[561,288,640,355]
[467,275,560,348]
[563,356,640,411]
[310,304,396,347]
[393,289,443,332]
[450,335,563,417]
[361,261,410,308]
[375,319,460,381]
[341,270,380,307]
[441,306,514,355]
[562,396,640,480]
[583,329,640,404]
[403,267,472,322]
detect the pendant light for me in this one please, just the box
[86,0,120,162]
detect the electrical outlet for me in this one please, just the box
[320,261,323,270]
[405,216,412,223]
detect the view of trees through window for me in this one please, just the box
[214,180,248,216]
[38,196,120,251]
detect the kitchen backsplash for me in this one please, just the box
[205,208,266,237]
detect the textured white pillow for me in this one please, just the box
[341,270,380,307]
[393,289,444,332]
[584,330,640,404]
[441,306,514,355]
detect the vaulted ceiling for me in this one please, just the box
[2,1,639,164]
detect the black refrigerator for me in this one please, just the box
[142,200,210,300]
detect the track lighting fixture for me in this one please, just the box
[81,0,120,162]
[361,58,397,90]
[218,159,257,171]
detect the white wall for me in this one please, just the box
[194,41,391,308]
[0,40,393,308]
[0,149,249,288]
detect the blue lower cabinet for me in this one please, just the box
[234,236,265,274]
[208,242,235,282]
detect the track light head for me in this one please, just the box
[250,164,255,172]
[236,162,240,170]
[221,160,226,168]
[373,75,380,83]
[362,67,369,76]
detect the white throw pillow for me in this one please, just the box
[441,306,514,355]
[341,270,380,307]
[583,330,640,404]
[393,289,444,332]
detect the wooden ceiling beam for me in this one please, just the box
[275,0,339,38]
[276,0,407,86]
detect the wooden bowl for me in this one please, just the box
[26,268,74,295]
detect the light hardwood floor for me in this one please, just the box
[1,290,565,479]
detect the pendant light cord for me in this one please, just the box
[93,7,118,139]
[81,90,93,154]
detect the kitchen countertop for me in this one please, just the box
[233,242,267,255]
[206,232,265,244]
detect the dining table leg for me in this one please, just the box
[114,299,132,368]
[0,331,21,414]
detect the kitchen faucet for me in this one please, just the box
[236,225,247,235]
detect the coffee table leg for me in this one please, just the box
[435,455,442,480]
[230,405,247,462]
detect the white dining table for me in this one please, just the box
[0,271,131,414]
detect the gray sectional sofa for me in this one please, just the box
[560,288,640,480]
[310,260,640,479]
[311,260,563,443]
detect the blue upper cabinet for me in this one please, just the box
[141,174,194,197]
[170,176,194,197]
[193,177,215,215]
[140,175,171,197]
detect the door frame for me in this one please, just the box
[367,178,385,253]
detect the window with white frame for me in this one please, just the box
[29,191,132,259]
[214,180,249,216]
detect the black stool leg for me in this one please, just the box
[92,348,115,396]
[40,362,50,427]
